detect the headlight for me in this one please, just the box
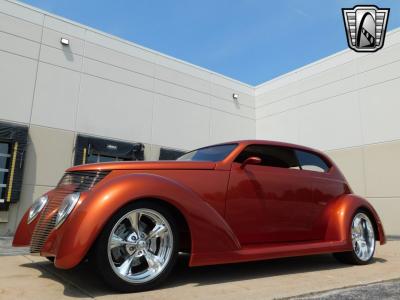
[28,195,48,224]
[55,192,80,228]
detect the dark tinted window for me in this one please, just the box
[295,150,330,173]
[235,145,299,169]
[159,148,185,160]
[177,144,237,162]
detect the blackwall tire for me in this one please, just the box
[93,201,179,292]
[333,210,376,265]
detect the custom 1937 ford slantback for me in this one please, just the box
[13,140,385,292]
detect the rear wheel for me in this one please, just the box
[94,201,179,292]
[334,211,376,265]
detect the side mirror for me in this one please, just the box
[240,156,262,169]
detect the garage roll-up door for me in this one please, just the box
[0,122,28,210]
[74,135,144,165]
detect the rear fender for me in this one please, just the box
[324,194,386,246]
[55,173,240,268]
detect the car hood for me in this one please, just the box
[67,161,216,172]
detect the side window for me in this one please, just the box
[295,150,330,173]
[235,145,300,169]
[159,147,186,160]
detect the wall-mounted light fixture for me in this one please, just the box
[232,93,239,101]
[60,37,70,46]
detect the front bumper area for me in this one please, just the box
[12,189,89,269]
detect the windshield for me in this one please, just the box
[177,144,237,162]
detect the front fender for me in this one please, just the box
[55,173,241,268]
[324,194,386,246]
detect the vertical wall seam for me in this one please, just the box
[27,13,45,126]
[354,59,368,197]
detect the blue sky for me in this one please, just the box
[21,0,400,85]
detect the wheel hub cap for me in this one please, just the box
[107,208,173,283]
[351,212,375,261]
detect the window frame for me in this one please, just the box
[294,149,331,173]
[234,144,301,170]
[234,144,331,174]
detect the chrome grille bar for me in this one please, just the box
[30,170,110,253]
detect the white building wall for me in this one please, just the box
[0,0,255,151]
[0,0,255,234]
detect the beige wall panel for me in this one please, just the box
[256,110,299,144]
[31,63,81,131]
[298,92,363,150]
[367,197,400,236]
[22,126,75,187]
[39,44,82,72]
[154,79,210,107]
[326,147,366,196]
[84,42,155,77]
[0,12,42,42]
[83,58,154,91]
[0,51,37,123]
[154,65,210,95]
[364,140,400,198]
[152,94,210,149]
[210,96,255,119]
[0,31,40,59]
[43,15,86,39]
[359,78,400,145]
[296,60,357,95]
[0,0,44,25]
[41,27,84,55]
[210,110,255,144]
[76,75,154,143]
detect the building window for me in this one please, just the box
[0,122,28,210]
[74,135,144,165]
[159,148,186,160]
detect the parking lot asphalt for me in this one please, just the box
[0,241,399,300]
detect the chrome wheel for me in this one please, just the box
[351,212,375,261]
[107,208,173,284]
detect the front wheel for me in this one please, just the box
[333,211,376,265]
[93,202,179,292]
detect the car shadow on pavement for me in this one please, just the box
[21,254,387,298]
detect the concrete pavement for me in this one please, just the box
[0,241,399,300]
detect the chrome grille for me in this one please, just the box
[30,170,110,253]
[57,170,110,192]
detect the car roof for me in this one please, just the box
[211,140,323,154]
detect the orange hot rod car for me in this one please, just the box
[13,140,385,292]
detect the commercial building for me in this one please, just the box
[0,0,399,236]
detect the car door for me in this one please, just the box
[294,149,348,240]
[225,145,324,245]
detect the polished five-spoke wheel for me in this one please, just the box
[94,202,179,292]
[351,212,375,261]
[108,209,173,283]
[334,210,376,265]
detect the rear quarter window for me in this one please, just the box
[295,150,330,173]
